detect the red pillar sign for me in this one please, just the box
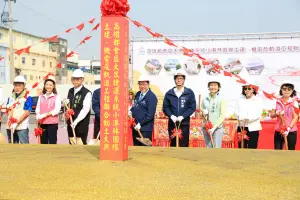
[100,16,129,161]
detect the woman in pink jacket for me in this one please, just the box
[35,76,61,144]
[270,80,299,150]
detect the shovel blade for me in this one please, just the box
[0,132,7,144]
[88,139,99,146]
[136,137,152,146]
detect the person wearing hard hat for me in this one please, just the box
[163,69,196,147]
[129,74,158,146]
[270,80,298,150]
[35,75,61,144]
[234,80,263,149]
[64,69,92,145]
[92,88,100,139]
[6,76,32,144]
[201,76,227,148]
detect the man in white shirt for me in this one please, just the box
[65,69,92,145]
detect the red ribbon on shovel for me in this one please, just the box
[171,128,183,140]
[65,109,75,120]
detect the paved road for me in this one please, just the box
[0,113,96,144]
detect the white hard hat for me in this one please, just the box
[72,69,84,78]
[13,75,26,84]
[207,75,221,85]
[280,80,294,88]
[138,74,150,82]
[174,69,186,78]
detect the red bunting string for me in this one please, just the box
[0,17,97,60]
[127,16,297,105]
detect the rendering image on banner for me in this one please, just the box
[246,57,265,75]
[224,58,243,74]
[184,58,202,75]
[164,58,182,75]
[144,59,162,75]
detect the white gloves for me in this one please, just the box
[276,110,284,116]
[128,110,132,117]
[71,121,78,129]
[203,109,208,115]
[10,123,18,132]
[208,128,216,134]
[170,115,177,123]
[283,127,291,136]
[134,123,141,130]
[177,116,184,122]
[63,99,70,105]
[36,113,47,120]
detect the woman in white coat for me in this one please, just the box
[234,82,263,149]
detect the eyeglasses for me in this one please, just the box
[281,87,292,91]
[243,87,252,91]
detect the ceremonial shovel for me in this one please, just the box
[63,102,83,145]
[279,114,289,150]
[240,120,247,149]
[88,132,100,145]
[200,110,214,148]
[136,128,152,146]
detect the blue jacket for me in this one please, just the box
[163,87,196,125]
[92,88,100,121]
[131,89,158,132]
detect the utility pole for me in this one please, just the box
[7,0,17,82]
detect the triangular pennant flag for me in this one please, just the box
[88,18,96,24]
[24,91,30,99]
[76,23,85,31]
[65,28,73,33]
[56,63,62,68]
[0,57,4,61]
[236,78,247,84]
[44,73,55,80]
[164,38,177,47]
[66,51,75,58]
[80,36,92,45]
[92,23,100,31]
[144,27,163,38]
[24,46,31,54]
[15,49,24,56]
[42,35,58,43]
[195,53,205,60]
[263,91,275,100]
[223,71,232,77]
[202,60,211,65]
[132,20,142,27]
[32,82,39,89]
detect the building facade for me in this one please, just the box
[0,27,67,84]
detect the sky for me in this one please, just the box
[0,0,300,60]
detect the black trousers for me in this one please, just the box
[67,124,89,145]
[93,118,100,139]
[274,131,297,150]
[132,128,152,146]
[168,121,190,147]
[237,127,259,149]
[40,124,58,144]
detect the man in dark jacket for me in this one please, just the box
[65,69,92,145]
[130,75,158,146]
[92,88,100,139]
[163,69,196,147]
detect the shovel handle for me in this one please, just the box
[64,102,77,144]
[284,135,289,150]
[136,129,144,139]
